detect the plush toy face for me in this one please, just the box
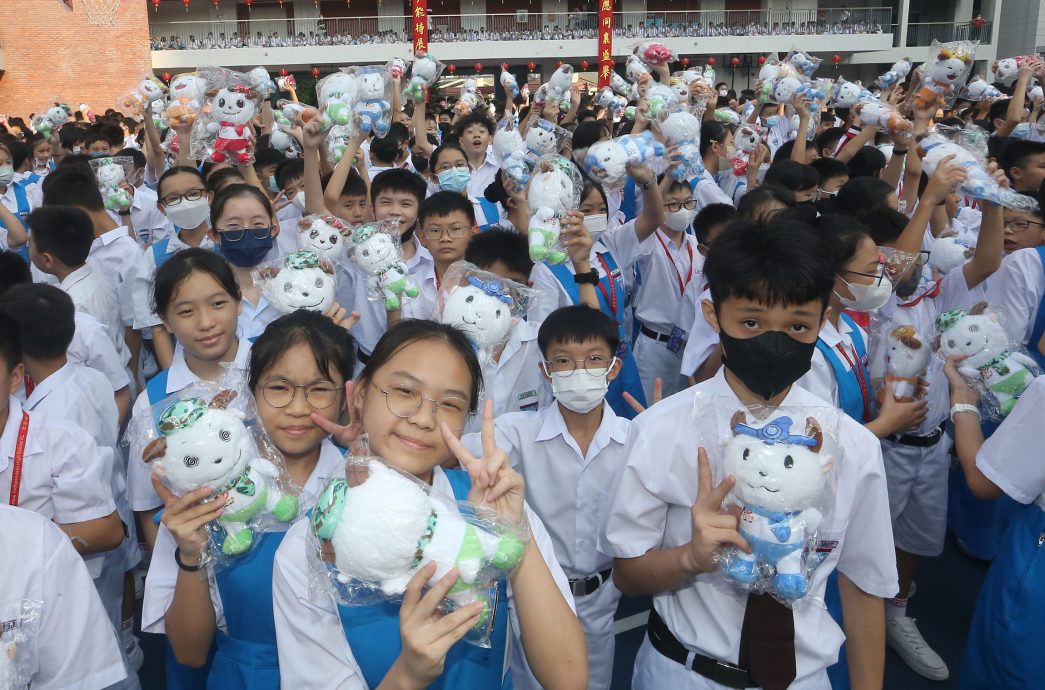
[157,407,253,493]
[493,128,525,159]
[891,58,913,76]
[833,80,863,108]
[936,313,1008,369]
[887,327,931,378]
[528,166,574,213]
[213,87,256,124]
[724,416,827,513]
[548,65,573,90]
[413,56,439,82]
[272,265,334,313]
[96,160,125,187]
[298,217,349,262]
[354,232,398,273]
[585,140,629,179]
[734,125,760,153]
[171,74,204,105]
[991,58,1019,82]
[661,111,701,145]
[525,124,558,156]
[358,73,385,99]
[442,284,513,348]
[928,56,967,84]
[772,76,802,103]
[139,79,166,101]
[46,105,68,126]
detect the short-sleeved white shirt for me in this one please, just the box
[680,287,717,378]
[131,232,216,329]
[87,226,143,324]
[70,311,132,393]
[976,376,1045,508]
[692,169,736,212]
[109,184,172,244]
[59,264,131,368]
[986,247,1045,345]
[796,317,866,409]
[24,363,119,455]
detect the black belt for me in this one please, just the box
[639,324,672,344]
[567,568,611,596]
[647,609,758,689]
[888,421,946,448]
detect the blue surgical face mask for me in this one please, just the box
[437,166,471,194]
[0,165,13,187]
[268,175,279,194]
[90,151,109,158]
[218,228,273,267]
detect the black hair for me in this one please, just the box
[846,145,888,179]
[0,251,32,295]
[999,139,1045,184]
[692,203,737,244]
[580,178,608,212]
[358,319,483,413]
[248,309,356,391]
[210,183,274,226]
[26,133,48,154]
[253,147,287,173]
[0,284,75,360]
[816,126,845,155]
[116,147,146,169]
[452,112,495,139]
[275,158,305,190]
[370,168,427,207]
[700,120,729,157]
[465,228,532,279]
[858,207,909,246]
[54,154,95,178]
[736,183,795,219]
[1015,191,1044,218]
[571,120,609,152]
[773,140,796,162]
[152,247,241,315]
[812,213,874,272]
[98,124,125,148]
[205,167,246,193]
[987,98,1011,125]
[419,191,476,227]
[59,126,85,151]
[0,312,21,372]
[428,141,468,171]
[538,306,620,357]
[810,157,849,184]
[41,171,105,211]
[27,206,93,266]
[81,131,113,151]
[763,160,819,192]
[834,176,894,216]
[704,218,835,311]
[5,141,29,171]
[370,123,410,164]
[157,165,206,199]
[322,168,368,200]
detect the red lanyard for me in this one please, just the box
[835,343,871,422]
[22,374,34,398]
[8,412,30,507]
[594,254,618,319]
[898,281,941,309]
[655,232,694,295]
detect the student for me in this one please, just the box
[426,141,507,229]
[463,306,638,690]
[692,121,742,210]
[143,310,354,688]
[412,191,479,318]
[0,142,35,252]
[998,139,1045,193]
[1000,195,1045,254]
[27,132,55,176]
[115,147,172,244]
[273,158,306,255]
[454,112,500,198]
[322,167,370,226]
[846,146,888,180]
[27,205,132,371]
[605,221,897,690]
[255,147,289,204]
[273,319,587,689]
[763,159,819,203]
[366,122,414,180]
[0,504,129,689]
[811,157,850,202]
[131,166,215,371]
[83,131,114,156]
[816,126,846,160]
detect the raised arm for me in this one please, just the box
[834,125,877,164]
[302,120,331,216]
[633,163,665,242]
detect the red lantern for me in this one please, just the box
[447,64,456,74]
[279,68,289,77]
[706,57,715,66]
[161,71,172,83]
[680,57,689,67]
[474,62,483,73]
[972,15,985,28]
[501,63,509,71]
[182,0,190,11]
[832,54,842,65]
[730,57,740,68]
[527,61,537,71]
[245,0,252,8]
[757,55,766,65]
[212,0,219,6]
[151,0,161,11]
[580,60,589,70]
[311,67,320,77]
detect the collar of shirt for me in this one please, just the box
[168,232,213,254]
[535,401,630,463]
[131,185,158,211]
[59,264,94,292]
[24,362,75,412]
[0,397,42,468]
[94,226,129,247]
[166,338,252,394]
[817,318,846,348]
[493,318,539,371]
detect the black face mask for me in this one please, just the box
[411,154,429,174]
[719,329,816,400]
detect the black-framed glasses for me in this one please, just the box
[542,355,616,377]
[161,189,206,206]
[371,382,470,430]
[261,379,340,409]
[915,250,931,267]
[423,224,470,240]
[1003,219,1045,233]
[840,262,886,287]
[217,225,272,241]
[664,200,697,213]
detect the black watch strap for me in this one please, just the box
[573,268,599,285]
[175,547,203,572]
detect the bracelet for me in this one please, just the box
[892,149,908,155]
[174,547,203,572]
[639,175,656,190]
[117,210,131,216]
[950,403,981,423]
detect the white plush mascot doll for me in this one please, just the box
[206,84,257,164]
[297,214,352,264]
[261,250,336,315]
[441,275,516,350]
[883,325,931,403]
[349,222,420,310]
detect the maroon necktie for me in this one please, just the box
[738,592,797,690]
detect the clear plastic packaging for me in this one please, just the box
[308,456,530,647]
[326,124,354,165]
[625,55,652,85]
[582,131,665,192]
[0,599,41,690]
[875,58,913,90]
[593,87,627,121]
[928,232,972,274]
[542,64,574,113]
[403,52,444,102]
[714,107,740,126]
[990,55,1037,86]
[657,106,705,182]
[645,83,681,121]
[933,302,1041,419]
[610,71,631,98]
[693,394,843,606]
[785,49,822,78]
[347,220,419,310]
[493,121,533,191]
[127,378,299,564]
[500,66,520,99]
[193,67,263,165]
[527,155,582,265]
[246,67,277,99]
[909,40,978,112]
[918,132,1041,211]
[390,58,407,80]
[729,123,762,176]
[877,245,920,289]
[317,70,357,127]
[276,75,297,93]
[524,118,570,159]
[30,104,71,140]
[90,156,134,212]
[829,77,873,109]
[962,76,1004,101]
[116,74,168,116]
[633,40,675,67]
[881,325,931,403]
[297,214,353,264]
[254,250,336,315]
[351,65,393,138]
[164,72,207,129]
[853,99,913,135]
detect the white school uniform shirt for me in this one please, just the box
[0,505,128,690]
[529,245,615,322]
[715,169,748,206]
[608,179,644,221]
[0,397,117,525]
[466,151,501,200]
[691,168,736,211]
[976,376,1045,509]
[87,226,144,326]
[70,311,132,393]
[24,363,119,456]
[272,464,575,689]
[462,402,636,578]
[237,292,283,341]
[401,258,438,322]
[795,317,866,409]
[680,287,717,378]
[986,247,1045,344]
[143,438,346,635]
[603,371,898,683]
[109,184,172,244]
[59,264,132,368]
[131,232,216,329]
[126,339,253,511]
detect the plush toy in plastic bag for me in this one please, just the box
[310,456,529,647]
[785,49,822,78]
[543,64,574,113]
[403,52,444,102]
[348,220,419,310]
[31,104,71,140]
[90,156,134,212]
[625,55,652,85]
[0,599,41,690]
[583,131,665,192]
[714,107,740,126]
[493,122,532,189]
[853,99,913,134]
[882,325,931,403]
[352,65,392,138]
[929,233,972,274]
[318,70,357,127]
[524,117,569,159]
[117,74,168,116]
[246,67,277,99]
[610,71,631,98]
[910,41,977,112]
[527,155,582,265]
[646,83,681,121]
[769,75,804,105]
[730,123,762,177]
[136,386,298,558]
[658,107,705,182]
[593,86,628,121]
[918,132,1040,211]
[830,77,873,109]
[634,40,675,67]
[164,72,207,128]
[963,76,1004,101]
[990,55,1038,86]
[254,250,336,315]
[875,58,913,90]
[297,214,353,264]
[326,125,353,165]
[933,303,1041,419]
[390,57,407,80]
[193,67,262,165]
[500,65,520,99]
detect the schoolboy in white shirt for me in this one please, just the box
[605,222,897,689]
[463,306,638,690]
[114,148,173,245]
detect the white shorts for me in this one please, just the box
[881,434,952,557]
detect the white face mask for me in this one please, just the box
[0,165,13,187]
[292,191,306,212]
[165,196,211,230]
[547,361,615,413]
[719,89,729,97]
[835,274,893,312]
[583,214,607,244]
[664,208,696,233]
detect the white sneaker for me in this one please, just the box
[125,635,145,673]
[886,617,949,681]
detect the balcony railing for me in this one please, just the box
[906,21,992,46]
[149,6,891,49]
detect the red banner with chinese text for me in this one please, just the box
[412,0,428,55]
[598,0,613,89]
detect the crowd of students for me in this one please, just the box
[1,48,1045,690]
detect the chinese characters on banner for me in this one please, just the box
[413,0,428,55]
[598,0,613,88]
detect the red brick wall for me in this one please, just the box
[0,0,153,120]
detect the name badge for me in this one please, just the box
[517,389,538,412]
[814,539,840,565]
[667,326,686,354]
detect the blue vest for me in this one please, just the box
[474,197,501,231]
[619,177,638,222]
[337,469,513,690]
[152,237,175,269]
[1029,246,1045,371]
[2,175,37,261]
[146,368,171,406]
[814,313,870,423]
[547,252,646,419]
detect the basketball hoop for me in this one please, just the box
[82,0,121,26]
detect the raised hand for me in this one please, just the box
[310,380,363,451]
[623,377,662,414]
[683,448,749,575]
[323,301,361,332]
[559,210,593,266]
[152,474,226,561]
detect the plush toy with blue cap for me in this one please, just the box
[441,275,516,350]
[721,411,831,601]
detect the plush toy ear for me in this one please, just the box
[969,301,989,316]
[729,410,747,435]
[210,389,239,410]
[899,333,922,350]
[257,266,279,280]
[320,259,335,275]
[142,437,167,463]
[805,417,824,454]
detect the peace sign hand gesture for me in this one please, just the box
[683,448,750,575]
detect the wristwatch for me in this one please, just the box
[573,268,599,285]
[639,175,657,190]
[117,210,131,216]
[949,403,981,423]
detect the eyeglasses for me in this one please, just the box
[160,189,206,206]
[217,225,272,241]
[371,382,470,430]
[815,188,838,200]
[840,262,886,287]
[423,224,470,240]
[261,379,340,409]
[664,200,697,213]
[542,355,615,377]
[433,163,469,175]
[1003,219,1045,233]
[915,250,931,267]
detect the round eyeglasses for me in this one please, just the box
[371,382,470,431]
[261,379,340,409]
